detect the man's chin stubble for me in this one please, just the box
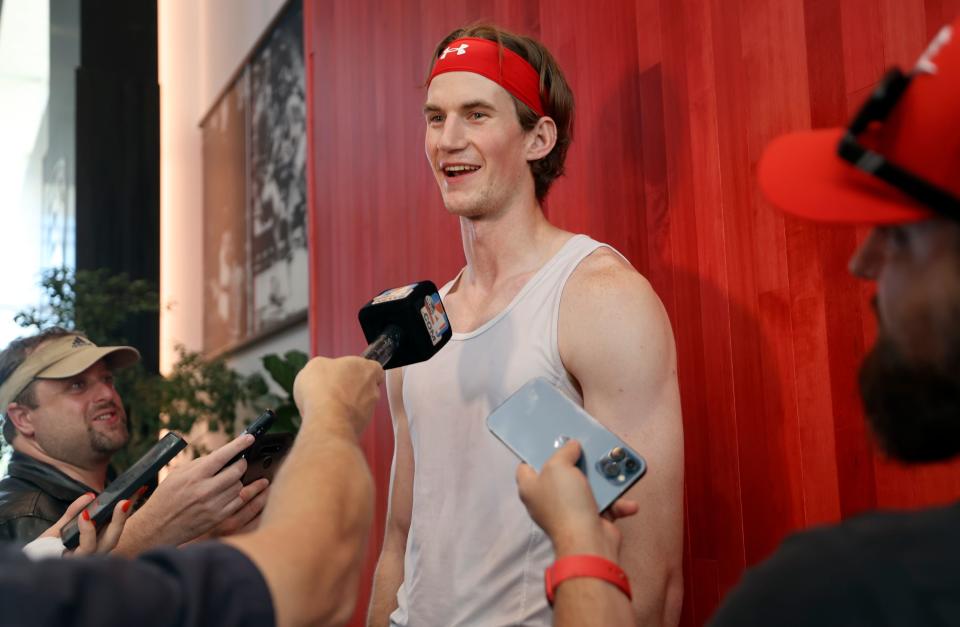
[89,425,130,455]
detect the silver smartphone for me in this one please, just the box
[486,378,647,512]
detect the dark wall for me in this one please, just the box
[75,0,159,372]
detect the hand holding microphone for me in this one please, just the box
[295,281,452,436]
[294,356,385,436]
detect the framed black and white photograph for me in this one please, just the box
[248,2,308,334]
[200,0,306,356]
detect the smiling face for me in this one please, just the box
[424,71,538,218]
[21,359,129,465]
[849,219,960,461]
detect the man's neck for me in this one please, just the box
[13,440,109,492]
[458,199,567,291]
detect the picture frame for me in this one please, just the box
[201,0,307,357]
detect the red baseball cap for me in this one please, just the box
[758,18,960,225]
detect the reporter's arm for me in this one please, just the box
[227,356,384,627]
[367,368,414,627]
[549,540,636,626]
[185,479,271,542]
[517,441,637,626]
[113,434,259,556]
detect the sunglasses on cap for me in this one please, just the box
[837,68,960,221]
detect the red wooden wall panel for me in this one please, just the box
[302,1,960,624]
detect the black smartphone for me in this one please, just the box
[224,409,277,469]
[61,432,187,549]
[241,432,295,484]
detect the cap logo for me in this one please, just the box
[71,336,91,348]
[440,43,469,60]
[915,25,953,75]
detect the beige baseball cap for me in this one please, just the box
[0,334,140,410]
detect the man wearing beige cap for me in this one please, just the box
[0,327,269,551]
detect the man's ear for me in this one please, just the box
[525,116,558,162]
[6,403,36,438]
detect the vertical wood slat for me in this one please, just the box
[301,2,960,624]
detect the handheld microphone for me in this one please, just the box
[358,281,452,369]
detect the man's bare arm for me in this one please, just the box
[559,249,685,627]
[227,356,385,627]
[367,368,415,627]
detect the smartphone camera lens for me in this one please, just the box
[625,457,639,473]
[608,447,625,461]
[601,459,620,478]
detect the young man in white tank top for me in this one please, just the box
[367,24,684,627]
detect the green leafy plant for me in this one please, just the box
[157,346,274,458]
[259,350,308,432]
[15,267,158,346]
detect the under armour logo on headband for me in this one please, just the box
[71,337,91,348]
[440,43,469,60]
[428,37,545,117]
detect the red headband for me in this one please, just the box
[428,37,546,117]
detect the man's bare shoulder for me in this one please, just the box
[563,246,661,317]
[559,245,675,388]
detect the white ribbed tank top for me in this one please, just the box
[391,234,614,627]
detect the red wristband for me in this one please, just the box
[544,554,632,605]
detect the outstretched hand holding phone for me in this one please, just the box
[516,439,639,626]
[517,439,639,560]
[112,434,268,555]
